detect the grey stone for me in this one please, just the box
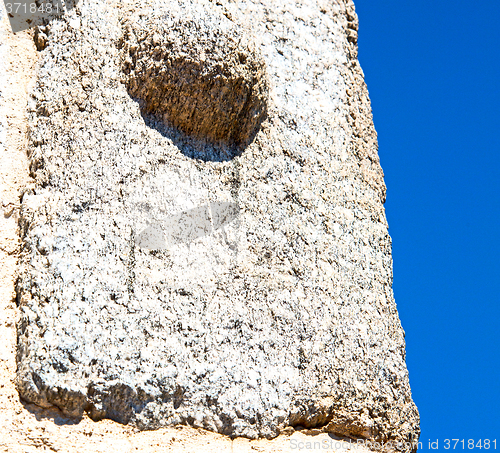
[16,0,420,449]
[134,202,239,250]
[135,223,167,251]
[210,202,239,231]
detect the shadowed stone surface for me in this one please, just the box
[120,0,268,149]
[16,0,419,449]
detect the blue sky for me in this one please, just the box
[354,0,500,449]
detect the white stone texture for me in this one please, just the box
[15,0,419,449]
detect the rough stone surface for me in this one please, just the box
[15,0,419,450]
[121,0,268,152]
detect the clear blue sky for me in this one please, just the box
[354,0,500,449]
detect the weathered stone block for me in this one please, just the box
[16,0,419,449]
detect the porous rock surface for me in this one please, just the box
[16,0,420,449]
[121,0,268,150]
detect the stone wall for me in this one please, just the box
[10,0,419,450]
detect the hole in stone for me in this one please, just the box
[119,2,269,161]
